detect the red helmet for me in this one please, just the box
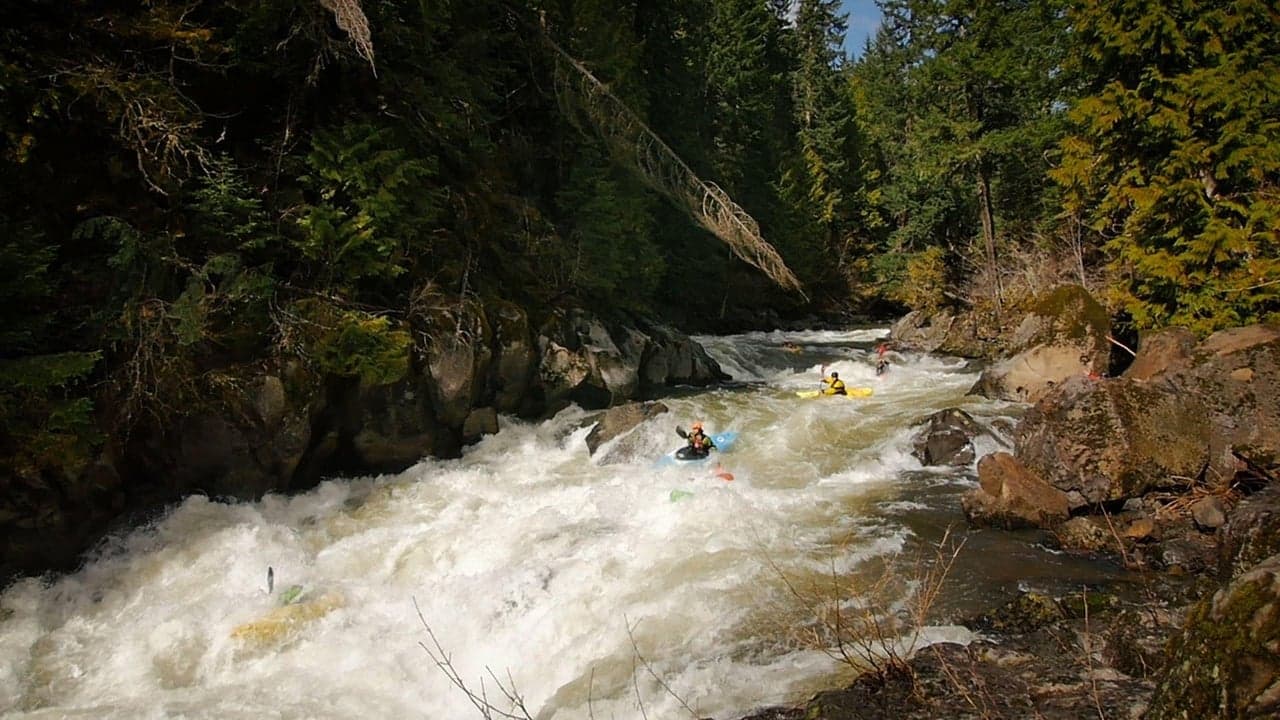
[691,421,703,431]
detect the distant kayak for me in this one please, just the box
[796,388,873,399]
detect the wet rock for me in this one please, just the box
[584,401,669,456]
[1191,496,1227,531]
[348,376,442,472]
[1147,552,1280,719]
[1157,535,1218,575]
[536,310,726,411]
[1053,516,1116,553]
[972,592,1066,634]
[1124,327,1198,382]
[415,297,493,427]
[636,321,729,389]
[910,408,983,466]
[1015,376,1212,504]
[1218,484,1280,581]
[486,299,537,416]
[962,452,1070,529]
[461,407,499,443]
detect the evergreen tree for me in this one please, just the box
[1054,0,1280,333]
[856,0,1071,310]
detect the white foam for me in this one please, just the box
[0,330,1015,719]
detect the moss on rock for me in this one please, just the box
[1147,553,1280,719]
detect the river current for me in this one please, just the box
[0,329,1122,719]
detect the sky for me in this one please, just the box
[841,0,883,59]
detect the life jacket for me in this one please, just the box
[826,376,846,395]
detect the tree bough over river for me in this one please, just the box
[0,330,1127,719]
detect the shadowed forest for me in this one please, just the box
[2,0,1277,495]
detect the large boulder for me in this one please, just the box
[348,376,446,470]
[486,299,537,416]
[537,309,636,410]
[1218,484,1280,582]
[1124,327,1198,382]
[970,285,1110,403]
[1015,376,1213,506]
[536,311,728,411]
[636,321,729,389]
[910,408,985,466]
[889,310,958,354]
[962,452,1071,529]
[414,297,493,427]
[1147,552,1280,719]
[122,365,322,504]
[1159,324,1280,473]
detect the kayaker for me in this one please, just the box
[821,371,847,396]
[675,421,716,459]
[875,343,891,376]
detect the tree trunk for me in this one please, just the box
[976,163,1002,316]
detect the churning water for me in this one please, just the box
[0,329,1117,719]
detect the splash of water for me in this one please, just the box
[1,329,1024,719]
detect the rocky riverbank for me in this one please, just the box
[1,302,733,581]
[737,284,1280,720]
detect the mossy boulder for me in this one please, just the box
[1015,376,1212,505]
[1219,484,1280,582]
[1146,552,1280,719]
[969,285,1110,403]
[1161,324,1280,476]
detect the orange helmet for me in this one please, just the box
[691,421,703,431]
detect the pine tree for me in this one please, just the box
[1053,0,1280,333]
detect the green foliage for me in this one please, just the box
[854,0,1072,297]
[0,216,55,352]
[191,157,271,251]
[290,299,410,386]
[555,145,662,308]
[0,351,102,480]
[879,246,951,312]
[296,122,442,287]
[1054,0,1280,334]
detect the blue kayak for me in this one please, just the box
[655,431,738,467]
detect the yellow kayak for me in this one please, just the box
[796,387,873,399]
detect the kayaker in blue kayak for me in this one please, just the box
[675,421,717,459]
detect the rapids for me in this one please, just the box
[0,329,1122,719]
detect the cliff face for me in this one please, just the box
[0,302,727,582]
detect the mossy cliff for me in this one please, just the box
[0,300,725,582]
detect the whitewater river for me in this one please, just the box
[0,329,1123,719]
